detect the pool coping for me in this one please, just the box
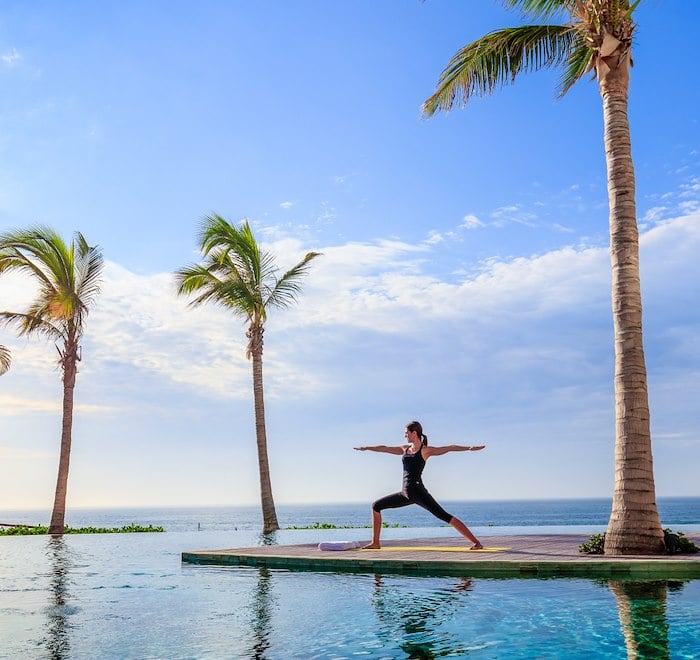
[181,533,700,578]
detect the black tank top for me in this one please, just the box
[402,445,426,489]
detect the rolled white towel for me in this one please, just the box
[317,540,364,551]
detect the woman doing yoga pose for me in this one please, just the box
[354,421,485,550]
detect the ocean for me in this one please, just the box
[2,496,699,533]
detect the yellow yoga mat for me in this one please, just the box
[363,546,511,553]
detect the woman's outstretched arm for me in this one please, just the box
[424,444,485,457]
[354,445,405,455]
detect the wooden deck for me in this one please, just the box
[182,534,700,578]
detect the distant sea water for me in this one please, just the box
[2,497,699,658]
[2,496,699,533]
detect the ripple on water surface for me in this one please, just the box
[1,530,700,658]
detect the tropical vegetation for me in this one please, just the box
[0,344,10,375]
[0,226,104,535]
[284,522,406,530]
[423,0,663,555]
[0,524,164,536]
[175,215,321,533]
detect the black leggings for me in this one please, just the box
[372,483,453,524]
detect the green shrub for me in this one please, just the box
[284,522,354,530]
[663,528,700,554]
[0,524,164,536]
[579,533,605,554]
[284,521,405,530]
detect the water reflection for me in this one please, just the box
[246,567,276,659]
[372,575,472,658]
[258,531,278,546]
[608,579,687,660]
[43,536,73,659]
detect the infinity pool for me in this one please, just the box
[1,530,698,658]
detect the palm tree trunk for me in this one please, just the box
[48,342,77,535]
[249,326,279,533]
[599,54,664,555]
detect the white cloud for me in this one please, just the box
[1,211,698,506]
[279,201,294,209]
[284,236,610,336]
[426,230,445,244]
[679,199,700,214]
[88,263,253,400]
[642,206,667,223]
[680,177,700,195]
[1,48,22,66]
[490,205,538,228]
[461,214,485,229]
[317,202,336,225]
[4,214,696,409]
[552,223,575,233]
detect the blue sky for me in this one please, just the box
[1,1,698,513]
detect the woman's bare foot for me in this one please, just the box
[362,543,381,550]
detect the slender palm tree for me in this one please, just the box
[0,344,10,375]
[423,0,664,554]
[0,226,104,535]
[175,215,321,533]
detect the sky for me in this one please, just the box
[1,1,698,516]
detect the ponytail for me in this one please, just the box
[406,420,427,444]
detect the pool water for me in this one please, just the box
[1,529,699,658]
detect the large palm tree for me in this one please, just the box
[423,0,664,554]
[0,344,10,375]
[175,215,321,533]
[0,226,104,535]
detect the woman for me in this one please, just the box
[355,420,485,549]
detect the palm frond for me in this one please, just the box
[258,249,280,286]
[0,311,63,341]
[0,245,56,292]
[266,251,322,310]
[175,263,218,297]
[217,279,259,318]
[217,249,262,293]
[559,35,593,95]
[423,24,576,115]
[198,216,271,291]
[237,220,264,284]
[175,262,255,318]
[0,344,10,375]
[502,0,571,21]
[74,233,104,302]
[45,229,76,293]
[626,0,641,19]
[5,226,74,292]
[0,226,68,292]
[200,216,253,264]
